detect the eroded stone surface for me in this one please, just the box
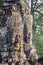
[0,0,38,65]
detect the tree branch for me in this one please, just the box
[34,10,43,15]
[36,3,43,9]
[33,0,38,9]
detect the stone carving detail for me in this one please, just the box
[0,0,38,65]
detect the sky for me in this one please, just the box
[26,0,43,8]
[26,0,31,8]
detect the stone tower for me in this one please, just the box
[0,0,38,65]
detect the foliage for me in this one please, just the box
[31,0,43,57]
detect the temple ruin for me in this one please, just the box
[0,0,38,65]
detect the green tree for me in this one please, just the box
[31,0,43,57]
